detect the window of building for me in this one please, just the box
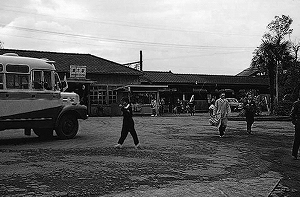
[90,85,118,105]
[90,86,107,105]
[108,86,117,104]
[130,92,155,104]
[98,90,107,105]
[108,90,117,104]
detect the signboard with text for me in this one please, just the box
[70,65,86,79]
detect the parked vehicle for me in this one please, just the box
[0,53,88,139]
[226,98,243,111]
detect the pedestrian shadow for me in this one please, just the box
[210,129,251,139]
[210,135,235,140]
[0,136,57,146]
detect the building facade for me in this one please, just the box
[0,49,270,116]
[134,71,269,113]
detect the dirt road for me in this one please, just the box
[0,113,299,196]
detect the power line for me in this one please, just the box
[3,32,252,65]
[0,5,262,37]
[144,50,251,61]
[3,32,254,66]
[0,4,259,63]
[2,23,257,50]
[0,32,100,47]
[2,31,255,65]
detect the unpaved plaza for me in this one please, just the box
[0,113,299,197]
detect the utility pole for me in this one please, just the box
[122,50,143,71]
[275,60,279,107]
[140,50,143,71]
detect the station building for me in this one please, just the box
[0,49,269,116]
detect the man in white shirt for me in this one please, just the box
[214,92,231,137]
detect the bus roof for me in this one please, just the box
[0,54,56,71]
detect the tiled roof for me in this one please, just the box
[141,71,190,84]
[142,71,269,86]
[0,49,142,76]
[175,74,269,85]
[236,67,260,76]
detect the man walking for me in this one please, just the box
[115,97,140,149]
[214,92,231,137]
[243,94,256,134]
[290,94,300,160]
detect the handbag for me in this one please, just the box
[209,115,220,126]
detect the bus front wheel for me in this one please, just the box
[55,114,78,140]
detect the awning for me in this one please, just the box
[219,89,234,93]
[115,84,169,92]
[193,88,208,92]
[67,78,96,84]
[124,85,168,88]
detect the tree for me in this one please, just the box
[251,15,294,114]
[283,41,300,101]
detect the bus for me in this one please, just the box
[0,53,87,139]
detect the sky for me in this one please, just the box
[0,0,300,75]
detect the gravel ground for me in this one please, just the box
[0,113,299,196]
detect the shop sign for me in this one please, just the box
[70,65,86,78]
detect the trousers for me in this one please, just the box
[292,123,300,158]
[219,124,226,136]
[246,114,254,132]
[118,126,139,145]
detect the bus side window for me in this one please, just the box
[5,64,30,89]
[43,71,52,90]
[0,64,3,89]
[33,71,43,90]
[0,74,3,89]
[54,72,61,91]
[20,75,29,89]
[6,74,29,89]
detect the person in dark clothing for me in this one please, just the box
[115,97,140,149]
[290,95,300,160]
[79,85,88,106]
[243,94,256,134]
[188,101,195,116]
[188,95,195,116]
[174,98,182,114]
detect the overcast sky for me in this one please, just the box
[0,0,300,75]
